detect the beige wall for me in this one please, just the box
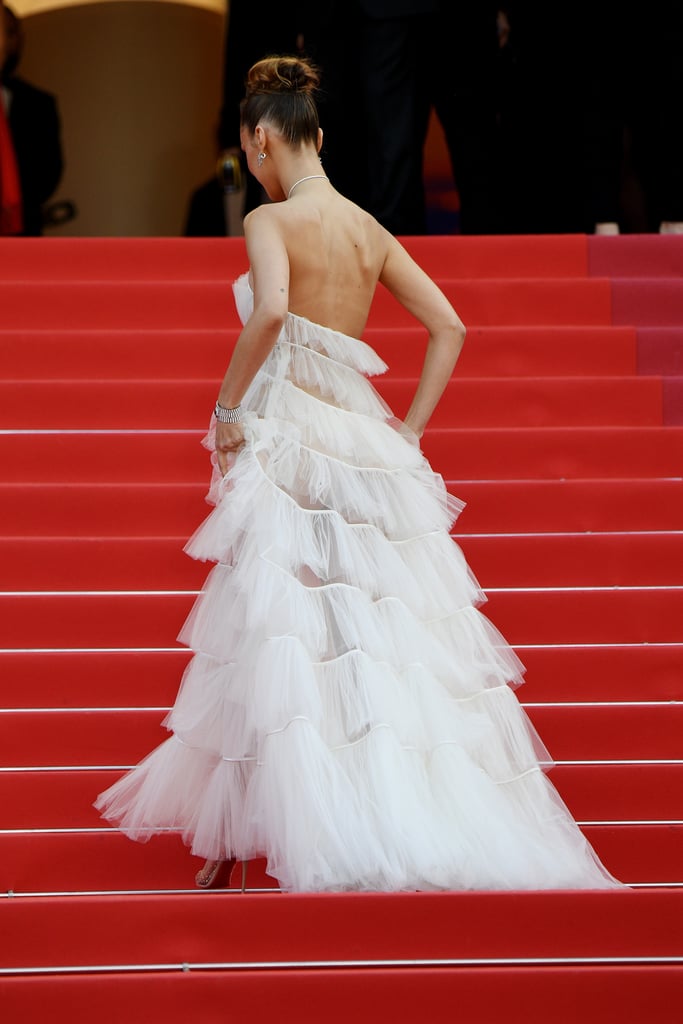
[18,1,226,235]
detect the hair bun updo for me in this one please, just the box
[246,56,320,97]
[241,55,321,146]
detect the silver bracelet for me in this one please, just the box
[214,401,242,423]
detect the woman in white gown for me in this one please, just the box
[96,56,621,893]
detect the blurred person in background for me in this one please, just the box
[1,3,62,235]
[198,1,503,238]
[0,0,23,234]
[428,3,502,234]
[307,1,502,235]
[215,0,444,231]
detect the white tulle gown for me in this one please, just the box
[96,272,621,892]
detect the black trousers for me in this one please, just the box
[312,2,502,235]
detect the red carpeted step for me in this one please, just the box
[451,326,637,378]
[519,645,683,703]
[9,965,683,1024]
[527,704,683,761]
[0,278,613,330]
[401,234,589,278]
[2,966,683,1024]
[3,530,680,592]
[0,824,678,889]
[378,376,663,428]
[0,593,194,651]
[3,762,680,830]
[1,433,208,485]
[0,376,664,430]
[611,279,683,327]
[588,824,683,882]
[0,483,205,537]
[0,325,638,380]
[459,533,683,588]
[1,703,680,768]
[1,831,212,892]
[485,587,683,645]
[367,278,612,328]
[0,328,237,379]
[453,479,683,534]
[422,426,683,480]
[0,537,208,591]
[2,890,681,971]
[1,644,680,710]
[0,708,171,767]
[0,379,218,431]
[4,427,683,484]
[4,478,680,538]
[0,234,589,282]
[588,234,683,277]
[663,378,683,425]
[1,770,123,828]
[2,586,681,652]
[552,763,683,822]
[637,328,683,375]
[0,237,245,281]
[0,282,240,330]
[0,650,192,709]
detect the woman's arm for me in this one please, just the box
[214,207,289,473]
[379,233,466,438]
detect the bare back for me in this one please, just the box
[253,186,390,338]
[245,181,462,350]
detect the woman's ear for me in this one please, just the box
[317,127,323,154]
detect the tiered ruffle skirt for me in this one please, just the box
[96,275,621,892]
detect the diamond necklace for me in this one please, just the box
[287,174,329,199]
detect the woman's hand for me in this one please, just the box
[215,420,245,476]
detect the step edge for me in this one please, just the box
[2,953,683,978]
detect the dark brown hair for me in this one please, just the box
[240,56,320,146]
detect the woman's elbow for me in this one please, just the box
[253,302,287,334]
[448,316,466,352]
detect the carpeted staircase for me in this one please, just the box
[0,234,681,1021]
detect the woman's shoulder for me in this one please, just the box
[333,191,382,230]
[243,202,281,232]
[244,193,391,271]
[243,200,310,251]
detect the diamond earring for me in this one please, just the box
[257,152,266,167]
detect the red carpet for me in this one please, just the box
[2,967,682,1024]
[0,375,665,428]
[1,234,682,1020]
[4,425,682,481]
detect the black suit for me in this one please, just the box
[308,2,501,234]
[6,76,63,236]
[305,1,440,233]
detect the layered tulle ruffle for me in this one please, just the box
[95,273,620,891]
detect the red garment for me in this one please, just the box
[0,94,23,234]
